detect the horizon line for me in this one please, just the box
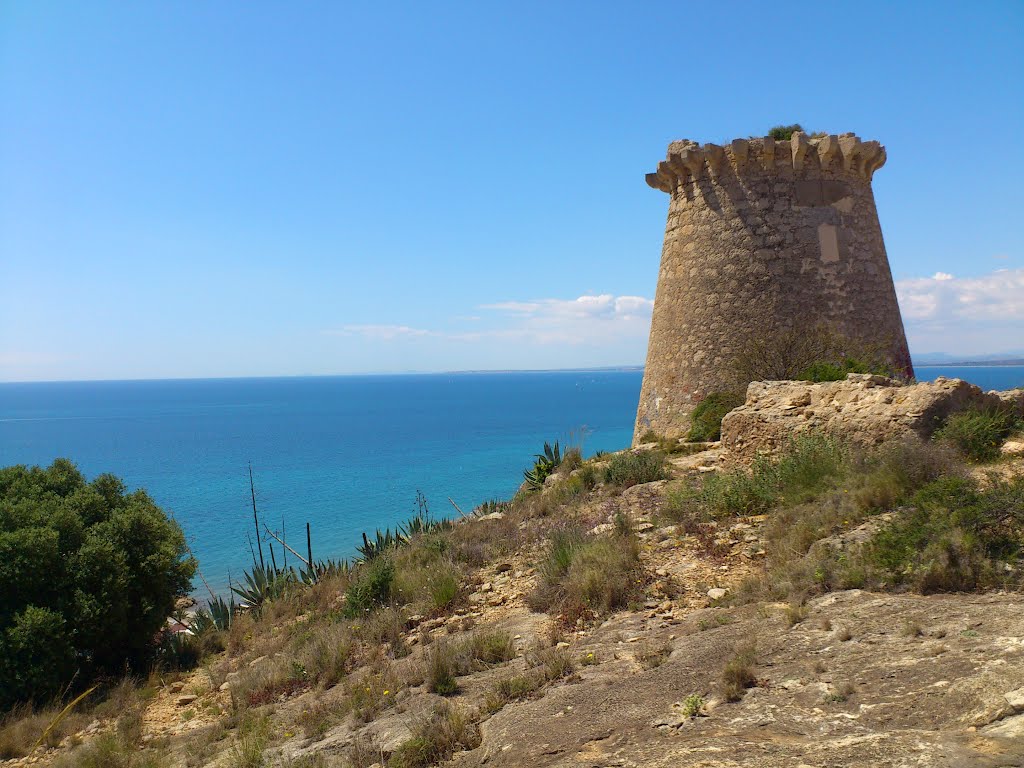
[3,357,1024,386]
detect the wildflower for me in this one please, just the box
[383,689,390,696]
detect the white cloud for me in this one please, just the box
[475,294,654,345]
[328,324,436,340]
[330,294,654,349]
[896,268,1024,355]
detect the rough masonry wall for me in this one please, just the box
[634,133,913,442]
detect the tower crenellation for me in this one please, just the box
[634,131,912,443]
[645,133,887,195]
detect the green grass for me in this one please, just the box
[728,438,1021,602]
[665,434,847,523]
[343,556,395,617]
[424,629,517,695]
[603,450,668,488]
[528,527,645,625]
[389,702,480,768]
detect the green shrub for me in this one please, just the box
[868,475,1023,592]
[681,693,705,717]
[687,392,744,442]
[796,358,883,382]
[934,407,1019,462]
[343,556,395,617]
[767,124,805,140]
[578,464,598,491]
[769,434,847,503]
[603,451,667,488]
[691,470,777,518]
[0,460,195,710]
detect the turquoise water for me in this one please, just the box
[1,365,1021,594]
[0,371,641,592]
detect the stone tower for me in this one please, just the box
[634,132,913,442]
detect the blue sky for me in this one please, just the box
[2,1,1022,382]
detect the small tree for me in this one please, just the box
[728,305,896,388]
[0,460,195,709]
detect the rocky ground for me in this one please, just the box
[7,377,1024,768]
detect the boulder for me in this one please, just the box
[721,375,1003,462]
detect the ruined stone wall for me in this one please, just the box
[634,133,913,442]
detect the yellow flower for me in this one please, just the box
[383,690,390,696]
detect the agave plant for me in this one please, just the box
[399,491,452,538]
[189,595,234,636]
[355,528,406,563]
[523,440,563,491]
[208,594,235,630]
[299,557,351,585]
[472,498,512,517]
[189,609,217,636]
[230,563,294,609]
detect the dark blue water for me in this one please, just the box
[2,366,1021,594]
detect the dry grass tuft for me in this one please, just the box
[389,701,481,768]
[720,643,757,702]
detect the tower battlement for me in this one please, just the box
[633,131,912,443]
[645,133,886,194]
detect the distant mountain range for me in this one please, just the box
[914,351,1024,366]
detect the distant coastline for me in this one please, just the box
[8,361,1024,386]
[915,360,1024,368]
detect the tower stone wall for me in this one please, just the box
[634,132,913,442]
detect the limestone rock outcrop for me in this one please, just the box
[721,374,1007,461]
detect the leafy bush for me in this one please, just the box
[797,358,880,382]
[868,475,1023,592]
[603,450,667,488]
[934,407,1019,462]
[687,392,744,442]
[681,694,705,717]
[0,460,195,710]
[767,124,805,140]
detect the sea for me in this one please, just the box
[2,365,1022,595]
